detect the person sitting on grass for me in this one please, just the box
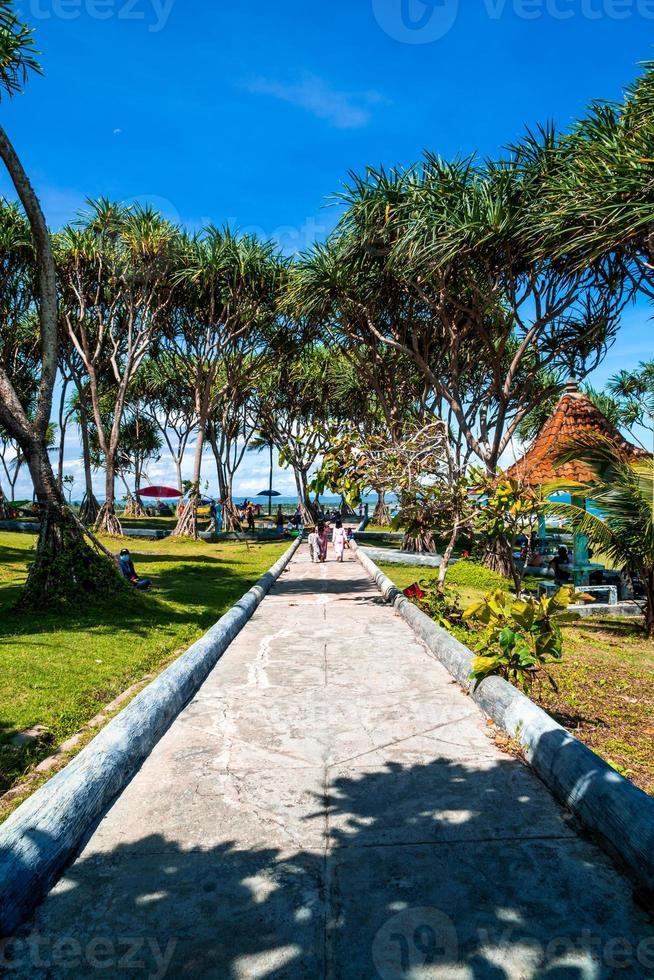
[118,548,152,592]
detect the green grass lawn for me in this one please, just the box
[0,532,286,804]
[379,559,654,796]
[378,558,509,608]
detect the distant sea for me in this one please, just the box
[69,494,386,508]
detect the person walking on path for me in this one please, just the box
[332,520,347,563]
[308,526,320,563]
[317,521,329,562]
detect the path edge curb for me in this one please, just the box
[0,536,302,937]
[353,541,654,899]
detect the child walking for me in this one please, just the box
[332,521,347,563]
[308,526,321,563]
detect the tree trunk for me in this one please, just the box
[95,459,123,536]
[645,569,654,639]
[437,517,460,589]
[77,399,100,524]
[0,126,121,606]
[372,490,391,527]
[173,427,204,539]
[339,494,357,518]
[19,440,122,609]
[402,530,436,554]
[217,467,241,532]
[122,491,146,519]
[268,443,273,517]
[206,425,241,534]
[484,536,515,582]
[294,468,316,524]
[56,376,70,491]
[79,492,99,525]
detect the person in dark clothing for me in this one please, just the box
[118,549,151,591]
[276,505,284,533]
[246,504,255,532]
[549,546,571,583]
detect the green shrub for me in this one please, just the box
[463,587,581,692]
[447,559,510,592]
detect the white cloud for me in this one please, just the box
[245,74,386,129]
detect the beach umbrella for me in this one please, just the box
[138,486,182,499]
[257,489,282,517]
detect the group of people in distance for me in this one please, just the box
[308,520,351,564]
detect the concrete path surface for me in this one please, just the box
[8,547,654,978]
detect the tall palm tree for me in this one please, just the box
[547,436,654,637]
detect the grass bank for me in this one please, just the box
[0,532,286,812]
[379,559,654,796]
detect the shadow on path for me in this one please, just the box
[4,756,653,978]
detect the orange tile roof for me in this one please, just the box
[506,384,646,486]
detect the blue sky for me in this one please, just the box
[4,0,653,496]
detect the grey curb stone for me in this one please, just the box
[360,546,443,568]
[0,536,302,938]
[353,541,654,899]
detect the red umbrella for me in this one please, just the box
[138,486,182,499]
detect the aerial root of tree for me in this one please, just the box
[122,494,147,519]
[372,495,392,527]
[402,531,437,554]
[18,506,125,611]
[172,498,198,539]
[79,493,100,526]
[339,495,357,518]
[222,500,242,533]
[483,536,515,580]
[297,498,318,525]
[94,502,123,537]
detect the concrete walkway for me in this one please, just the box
[9,547,654,978]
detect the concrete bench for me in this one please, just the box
[538,580,618,605]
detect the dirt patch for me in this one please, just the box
[530,623,654,795]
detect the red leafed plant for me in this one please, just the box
[403,582,426,600]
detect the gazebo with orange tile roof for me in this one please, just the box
[507,380,647,585]
[506,380,646,488]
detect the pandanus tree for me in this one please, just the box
[59,347,100,523]
[252,344,337,524]
[206,352,263,530]
[608,361,654,450]
[168,227,283,539]
[327,144,623,478]
[139,356,195,495]
[530,63,654,301]
[0,5,120,605]
[55,200,177,535]
[288,247,435,525]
